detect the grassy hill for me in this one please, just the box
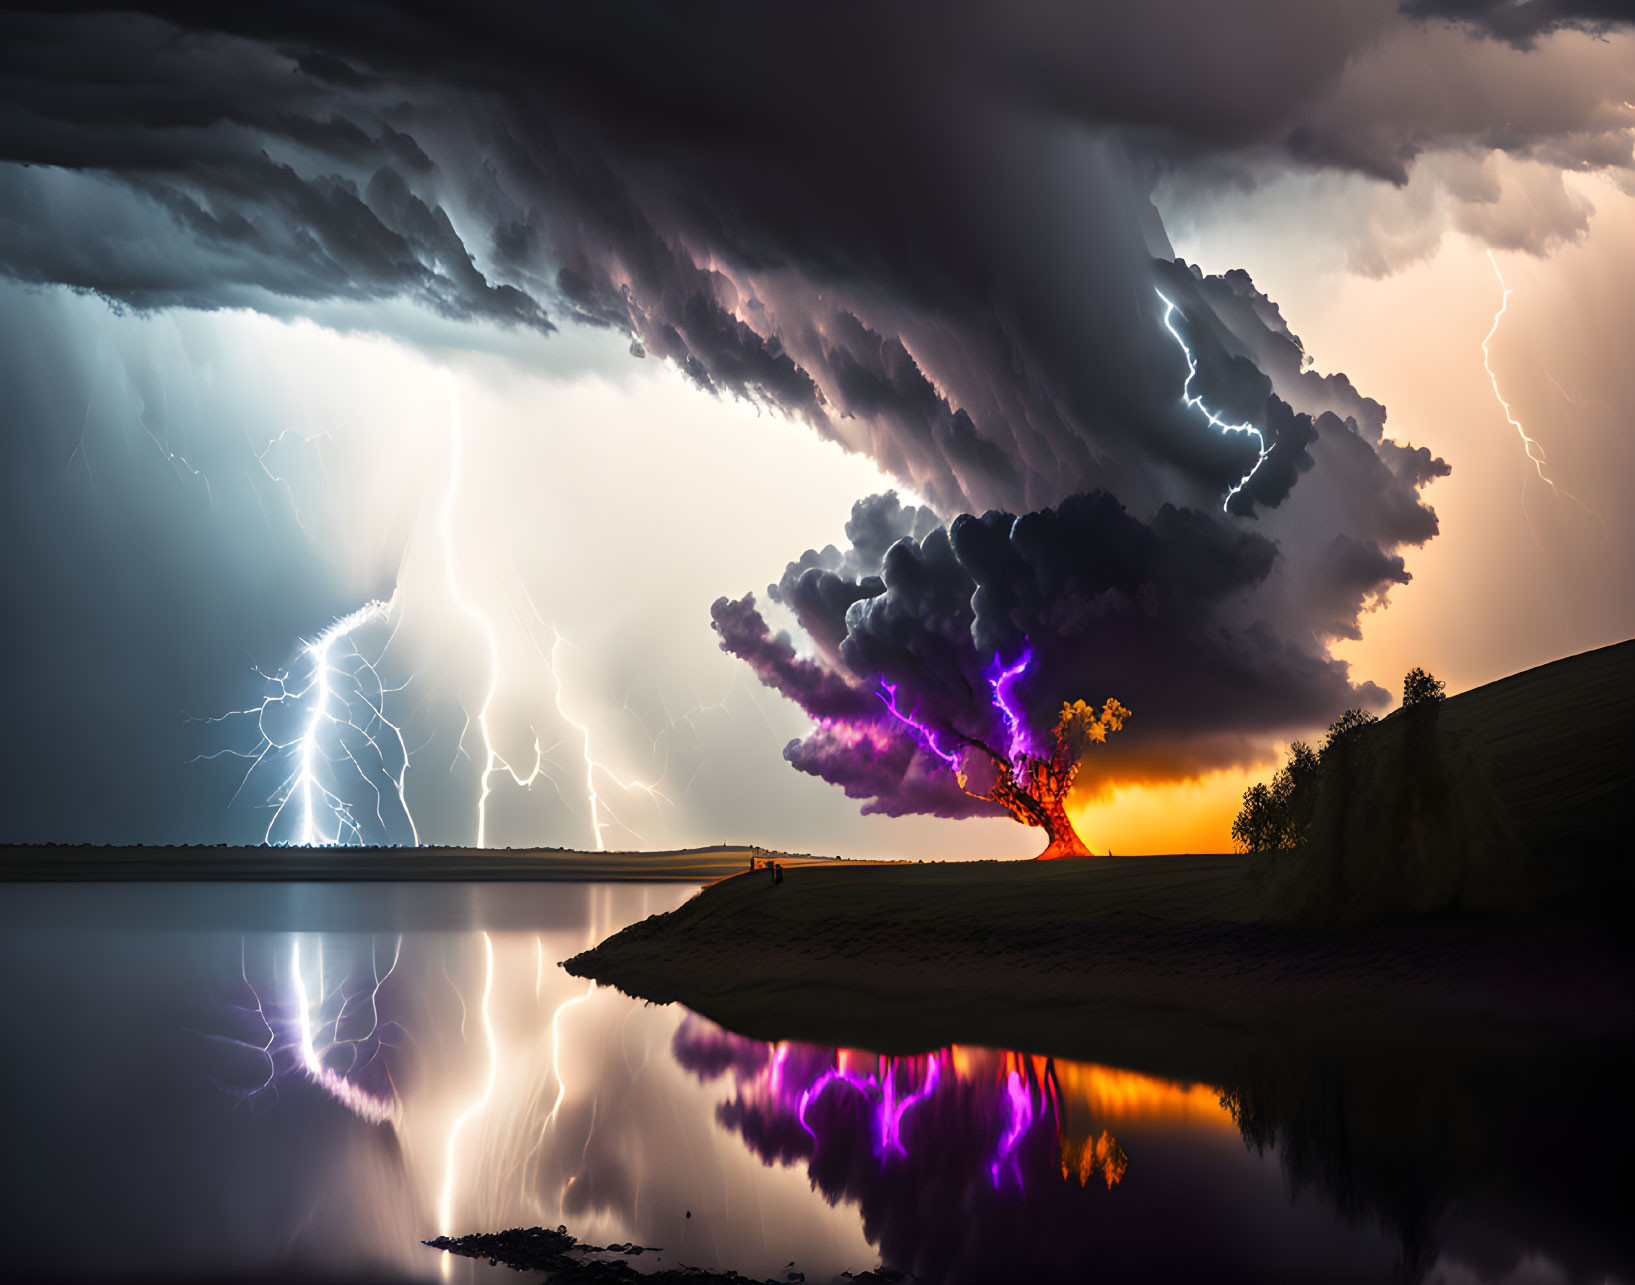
[1438,638,1634,861]
[1254,637,1634,923]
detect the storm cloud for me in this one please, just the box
[0,2,1624,837]
[0,6,1630,508]
[1403,0,1635,44]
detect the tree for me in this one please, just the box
[1269,740,1320,848]
[1232,781,1275,853]
[1402,667,1445,709]
[1232,739,1321,853]
[950,698,1131,859]
[1323,708,1378,756]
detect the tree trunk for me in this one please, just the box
[1035,793,1093,860]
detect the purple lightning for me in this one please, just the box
[797,1069,842,1143]
[795,1058,941,1163]
[880,1056,941,1158]
[990,1069,1037,1188]
[878,648,1034,773]
[986,648,1033,766]
[876,682,963,771]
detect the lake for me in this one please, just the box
[0,882,1625,1284]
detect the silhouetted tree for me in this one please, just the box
[1272,740,1321,844]
[1401,667,1446,709]
[1231,782,1276,853]
[1323,707,1379,754]
[1233,708,1383,854]
[1232,739,1321,853]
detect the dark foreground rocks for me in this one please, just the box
[423,1225,904,1284]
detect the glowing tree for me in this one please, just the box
[951,697,1132,860]
[877,648,1130,860]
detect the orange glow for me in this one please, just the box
[1052,1060,1236,1132]
[1060,1128,1129,1189]
[1066,766,1261,855]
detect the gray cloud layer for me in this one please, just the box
[0,2,1625,830]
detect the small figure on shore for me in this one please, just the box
[774,862,785,885]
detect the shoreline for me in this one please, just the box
[564,856,1635,1074]
[0,842,844,884]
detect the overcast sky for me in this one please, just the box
[1,2,1631,857]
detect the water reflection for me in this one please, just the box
[0,882,1628,1284]
[205,888,707,1252]
[673,1019,1350,1284]
[179,883,872,1281]
[674,1015,1632,1285]
[671,1021,1223,1195]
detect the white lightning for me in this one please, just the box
[547,630,672,852]
[133,396,215,507]
[1156,288,1273,512]
[255,423,332,534]
[1543,367,1613,416]
[438,386,547,848]
[620,673,738,801]
[439,931,497,1239]
[199,592,418,846]
[1481,251,1593,517]
[290,937,402,1126]
[436,380,682,849]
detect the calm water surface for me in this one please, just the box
[0,883,1626,1284]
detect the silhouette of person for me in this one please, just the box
[774,862,784,885]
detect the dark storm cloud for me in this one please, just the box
[0,4,1627,508]
[0,161,549,329]
[0,0,1606,828]
[766,492,940,661]
[1402,0,1635,43]
[713,490,1387,816]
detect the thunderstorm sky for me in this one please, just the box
[1,1,1632,857]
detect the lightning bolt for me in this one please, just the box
[1543,368,1613,416]
[794,1052,944,1165]
[545,629,672,851]
[986,648,1034,767]
[1481,251,1595,521]
[438,387,546,848]
[211,934,406,1124]
[619,674,739,802]
[255,423,331,534]
[990,1067,1038,1189]
[878,649,1033,774]
[291,937,402,1125]
[197,592,419,846]
[1155,289,1273,512]
[201,937,280,1113]
[877,682,963,771]
[132,390,214,507]
[439,931,497,1239]
[70,350,214,501]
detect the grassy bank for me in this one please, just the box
[565,854,1634,1074]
